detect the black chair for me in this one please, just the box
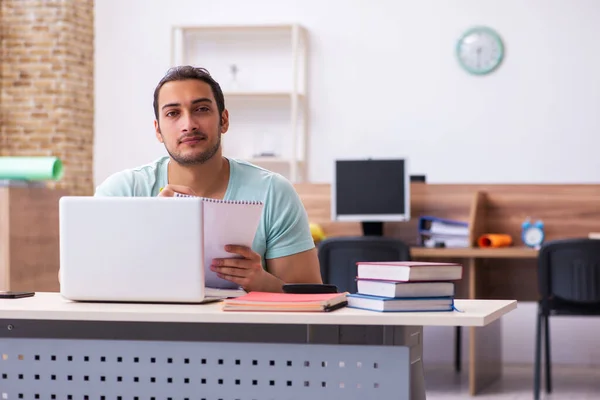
[317,236,411,294]
[534,238,600,400]
[317,236,463,373]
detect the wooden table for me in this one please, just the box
[0,292,517,400]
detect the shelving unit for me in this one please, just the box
[170,24,309,182]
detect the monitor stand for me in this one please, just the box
[362,221,384,236]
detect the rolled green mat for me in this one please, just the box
[0,156,63,181]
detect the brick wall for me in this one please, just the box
[0,0,94,195]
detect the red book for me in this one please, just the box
[222,291,347,312]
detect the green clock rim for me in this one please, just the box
[456,26,504,75]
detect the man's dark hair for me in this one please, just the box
[153,65,225,121]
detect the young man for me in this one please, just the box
[94,65,322,292]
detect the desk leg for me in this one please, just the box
[469,318,503,395]
[309,325,426,400]
[403,326,426,400]
[386,325,426,400]
[468,256,503,395]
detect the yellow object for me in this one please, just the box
[310,222,326,243]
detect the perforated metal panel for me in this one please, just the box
[0,338,410,400]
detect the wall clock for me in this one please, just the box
[456,26,504,75]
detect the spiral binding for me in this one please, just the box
[174,192,263,205]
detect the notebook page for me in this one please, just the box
[175,193,264,289]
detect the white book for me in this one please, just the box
[175,194,264,290]
[356,261,463,282]
[356,280,455,298]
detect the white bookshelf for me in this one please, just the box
[170,24,309,182]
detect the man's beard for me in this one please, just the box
[163,131,221,166]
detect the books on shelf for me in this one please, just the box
[419,216,469,236]
[222,291,348,312]
[420,232,470,248]
[347,261,463,312]
[418,216,470,248]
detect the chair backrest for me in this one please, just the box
[317,236,411,293]
[538,238,600,304]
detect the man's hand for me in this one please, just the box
[210,245,275,292]
[158,184,197,197]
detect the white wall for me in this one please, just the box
[94,0,600,365]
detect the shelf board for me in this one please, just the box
[224,91,305,100]
[247,157,303,164]
[174,24,305,33]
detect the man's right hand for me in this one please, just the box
[158,184,197,197]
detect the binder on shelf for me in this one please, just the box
[419,232,470,248]
[418,215,469,235]
[418,216,470,248]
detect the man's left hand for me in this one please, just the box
[210,245,267,292]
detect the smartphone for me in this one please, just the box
[282,284,338,294]
[0,291,35,299]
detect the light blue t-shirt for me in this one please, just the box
[94,156,315,267]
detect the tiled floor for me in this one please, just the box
[424,364,600,399]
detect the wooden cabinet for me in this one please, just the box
[0,186,66,292]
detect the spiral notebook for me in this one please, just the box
[175,193,264,291]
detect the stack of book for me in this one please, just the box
[418,216,470,248]
[346,261,463,312]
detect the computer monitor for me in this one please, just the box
[331,158,410,236]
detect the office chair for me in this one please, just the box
[317,236,411,294]
[534,238,600,400]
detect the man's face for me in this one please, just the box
[154,79,228,165]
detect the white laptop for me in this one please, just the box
[59,196,244,303]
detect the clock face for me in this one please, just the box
[524,227,543,246]
[456,27,504,75]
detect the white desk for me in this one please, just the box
[0,293,517,400]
